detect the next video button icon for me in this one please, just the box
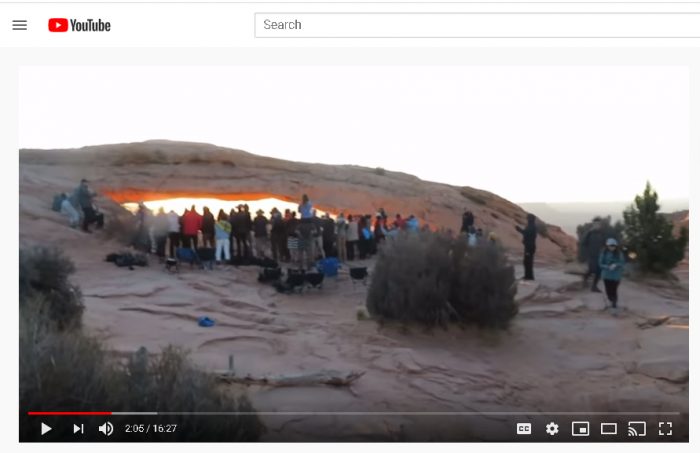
[516,423,532,435]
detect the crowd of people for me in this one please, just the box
[131,194,447,270]
[53,182,626,313]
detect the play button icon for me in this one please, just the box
[41,423,52,435]
[48,18,68,32]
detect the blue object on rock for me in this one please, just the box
[316,257,340,277]
[198,316,215,327]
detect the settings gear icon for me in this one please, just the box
[546,422,559,436]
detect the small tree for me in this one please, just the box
[623,182,688,274]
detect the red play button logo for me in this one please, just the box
[48,18,68,32]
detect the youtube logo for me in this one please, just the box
[48,18,68,32]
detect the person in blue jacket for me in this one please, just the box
[599,237,625,313]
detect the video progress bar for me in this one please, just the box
[28,411,683,416]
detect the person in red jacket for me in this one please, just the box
[182,204,203,250]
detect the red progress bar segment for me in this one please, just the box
[28,411,112,416]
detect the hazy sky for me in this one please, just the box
[19,66,689,203]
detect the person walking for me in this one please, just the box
[582,217,606,292]
[599,238,626,315]
[515,213,538,280]
[215,211,232,264]
[201,206,216,249]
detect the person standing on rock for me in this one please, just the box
[153,207,170,259]
[599,238,625,315]
[298,194,314,221]
[253,209,270,258]
[346,214,359,261]
[270,208,286,262]
[166,209,181,257]
[321,213,337,258]
[201,206,216,249]
[58,193,80,228]
[215,211,232,264]
[73,179,97,232]
[182,204,203,250]
[373,215,386,246]
[582,217,606,292]
[134,202,152,252]
[467,226,479,247]
[461,210,475,235]
[231,205,249,259]
[286,212,301,266]
[243,204,254,259]
[393,213,406,231]
[336,213,348,262]
[406,214,420,232]
[515,213,538,280]
[228,205,240,257]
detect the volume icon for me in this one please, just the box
[98,421,114,436]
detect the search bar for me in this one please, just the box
[255,12,700,38]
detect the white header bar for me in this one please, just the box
[2,2,700,46]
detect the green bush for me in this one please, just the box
[374,167,386,176]
[19,246,83,331]
[19,245,264,441]
[366,231,517,329]
[19,331,265,441]
[623,182,688,274]
[450,244,518,329]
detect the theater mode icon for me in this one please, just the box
[600,423,618,435]
[48,18,68,32]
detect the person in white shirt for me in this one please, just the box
[166,209,181,257]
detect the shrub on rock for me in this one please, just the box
[366,231,517,329]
